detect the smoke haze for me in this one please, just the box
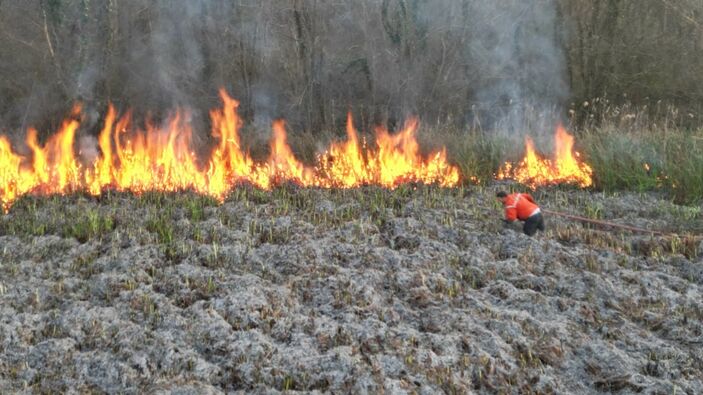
[1,0,700,138]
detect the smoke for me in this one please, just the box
[464,0,568,134]
[0,0,569,138]
[137,2,206,108]
[78,135,100,164]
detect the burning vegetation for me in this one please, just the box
[0,90,461,211]
[12,89,699,212]
[496,124,593,189]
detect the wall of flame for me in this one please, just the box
[0,90,460,211]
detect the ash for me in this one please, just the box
[0,186,701,393]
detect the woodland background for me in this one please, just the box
[0,0,701,136]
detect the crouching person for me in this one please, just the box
[496,191,545,236]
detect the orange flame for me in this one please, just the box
[496,124,592,188]
[0,89,460,211]
[318,115,459,188]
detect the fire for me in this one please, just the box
[0,89,460,211]
[318,114,459,188]
[496,124,592,188]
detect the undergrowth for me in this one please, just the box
[419,122,702,204]
[581,127,703,204]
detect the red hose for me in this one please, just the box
[542,208,673,237]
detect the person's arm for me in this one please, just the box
[523,194,536,204]
[504,206,518,222]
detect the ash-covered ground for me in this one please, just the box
[0,186,701,394]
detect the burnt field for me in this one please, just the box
[0,186,701,393]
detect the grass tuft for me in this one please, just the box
[582,127,703,203]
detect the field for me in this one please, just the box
[0,185,701,393]
[1,1,702,393]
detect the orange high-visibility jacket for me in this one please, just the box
[502,193,540,222]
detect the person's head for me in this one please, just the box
[496,191,508,202]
